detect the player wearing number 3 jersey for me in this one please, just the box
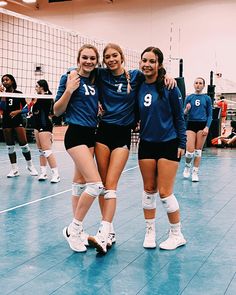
[183,77,212,182]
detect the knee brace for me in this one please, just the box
[161,194,179,213]
[84,182,104,198]
[104,190,117,199]
[7,145,15,154]
[185,151,194,159]
[142,191,157,210]
[39,149,44,157]
[20,144,30,153]
[194,149,202,157]
[43,149,52,158]
[72,182,86,197]
[99,187,106,196]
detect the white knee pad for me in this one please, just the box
[142,191,157,210]
[20,144,30,153]
[39,149,44,157]
[43,149,52,158]
[194,149,202,157]
[185,151,194,159]
[85,182,104,198]
[99,187,106,196]
[104,190,117,199]
[161,194,179,213]
[7,145,15,154]
[72,183,86,197]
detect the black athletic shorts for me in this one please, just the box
[138,138,181,162]
[2,114,24,129]
[96,121,131,151]
[186,121,207,133]
[64,124,96,150]
[31,116,53,133]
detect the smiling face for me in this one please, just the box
[140,51,159,82]
[77,47,98,77]
[103,44,124,75]
[35,83,43,94]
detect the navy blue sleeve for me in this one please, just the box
[0,100,6,110]
[55,74,67,102]
[169,87,186,149]
[206,95,213,128]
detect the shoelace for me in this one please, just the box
[146,225,154,235]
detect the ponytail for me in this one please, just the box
[124,69,132,94]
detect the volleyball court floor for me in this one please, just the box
[0,140,236,295]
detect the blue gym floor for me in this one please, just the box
[0,141,236,295]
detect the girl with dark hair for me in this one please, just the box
[0,74,38,178]
[183,77,212,182]
[31,79,60,183]
[87,43,176,254]
[54,44,103,253]
[137,46,186,250]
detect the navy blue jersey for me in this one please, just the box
[97,68,144,126]
[55,74,99,127]
[32,98,53,128]
[138,83,186,149]
[184,93,212,127]
[0,90,26,115]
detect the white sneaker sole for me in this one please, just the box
[192,178,199,182]
[38,177,48,181]
[159,239,187,250]
[7,172,20,178]
[62,227,87,253]
[51,177,60,183]
[88,236,107,254]
[143,242,157,249]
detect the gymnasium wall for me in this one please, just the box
[1,0,236,93]
[0,8,140,94]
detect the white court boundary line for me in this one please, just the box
[0,165,139,214]
[0,189,71,214]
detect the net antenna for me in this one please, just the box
[168,22,182,75]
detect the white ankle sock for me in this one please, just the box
[110,222,115,233]
[27,160,33,167]
[11,163,18,171]
[170,222,181,235]
[100,221,111,235]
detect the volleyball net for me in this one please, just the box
[0,8,140,96]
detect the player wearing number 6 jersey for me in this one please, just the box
[183,77,212,182]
